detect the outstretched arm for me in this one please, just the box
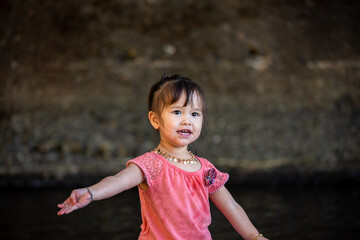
[57,163,144,215]
[210,186,269,240]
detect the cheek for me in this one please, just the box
[160,121,175,132]
[194,122,203,135]
[196,119,203,129]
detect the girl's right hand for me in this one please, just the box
[57,188,92,216]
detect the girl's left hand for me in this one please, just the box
[57,188,92,215]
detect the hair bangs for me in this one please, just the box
[148,74,206,117]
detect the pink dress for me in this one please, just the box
[127,151,229,240]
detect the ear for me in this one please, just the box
[148,111,160,130]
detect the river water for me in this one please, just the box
[1,186,359,239]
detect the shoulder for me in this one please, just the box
[126,152,164,187]
[129,152,157,161]
[127,152,164,169]
[197,156,216,169]
[196,156,230,194]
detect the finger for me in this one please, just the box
[64,205,79,214]
[57,203,70,215]
[58,204,77,215]
[57,202,69,208]
[57,207,67,215]
[58,207,72,215]
[59,198,71,208]
[57,209,65,215]
[58,198,70,208]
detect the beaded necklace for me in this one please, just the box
[155,148,198,165]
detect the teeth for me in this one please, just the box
[179,130,191,134]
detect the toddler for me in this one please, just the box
[58,74,268,240]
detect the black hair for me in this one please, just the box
[148,74,206,117]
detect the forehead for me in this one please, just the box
[171,91,203,109]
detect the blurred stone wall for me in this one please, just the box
[1,0,359,184]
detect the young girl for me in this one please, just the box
[57,74,268,240]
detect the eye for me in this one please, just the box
[173,110,181,115]
[192,112,201,117]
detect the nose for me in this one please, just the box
[181,116,191,126]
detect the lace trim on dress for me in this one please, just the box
[208,172,229,194]
[127,152,164,188]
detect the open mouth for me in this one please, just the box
[177,129,192,135]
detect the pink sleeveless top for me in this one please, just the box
[127,152,229,240]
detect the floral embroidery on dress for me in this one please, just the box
[205,168,217,186]
[201,158,229,194]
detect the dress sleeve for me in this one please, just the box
[126,152,163,188]
[202,159,229,194]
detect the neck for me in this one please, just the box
[155,148,197,165]
[156,142,189,158]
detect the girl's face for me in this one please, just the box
[149,92,204,150]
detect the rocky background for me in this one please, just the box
[1,0,359,187]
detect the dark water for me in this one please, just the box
[1,186,359,240]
